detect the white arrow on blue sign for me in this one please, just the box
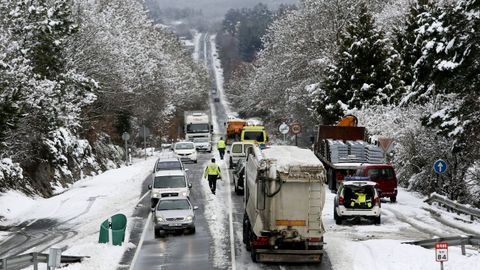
[433,159,447,174]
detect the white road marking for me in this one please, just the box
[129,211,152,270]
[224,163,237,270]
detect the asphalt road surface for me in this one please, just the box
[130,33,332,270]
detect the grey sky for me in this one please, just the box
[153,0,299,20]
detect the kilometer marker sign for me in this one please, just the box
[435,242,448,262]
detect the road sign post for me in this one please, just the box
[433,159,447,174]
[122,132,130,166]
[435,242,448,270]
[291,123,302,146]
[279,122,289,143]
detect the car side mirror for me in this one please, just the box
[188,183,192,189]
[193,206,199,210]
[151,207,156,213]
[185,168,189,172]
[148,184,152,190]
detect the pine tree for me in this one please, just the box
[318,3,399,124]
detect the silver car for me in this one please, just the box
[153,196,198,237]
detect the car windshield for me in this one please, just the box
[187,124,210,133]
[157,199,191,210]
[156,161,182,171]
[367,168,394,180]
[194,138,209,143]
[244,131,265,142]
[175,143,194,150]
[154,175,186,188]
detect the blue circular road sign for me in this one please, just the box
[433,159,447,174]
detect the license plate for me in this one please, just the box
[169,223,181,227]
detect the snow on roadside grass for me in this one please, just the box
[192,30,201,61]
[0,156,157,269]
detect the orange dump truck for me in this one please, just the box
[226,118,246,144]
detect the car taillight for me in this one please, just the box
[338,196,344,205]
[374,197,380,205]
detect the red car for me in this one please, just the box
[354,164,398,202]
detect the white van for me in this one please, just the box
[149,170,191,208]
[227,142,254,169]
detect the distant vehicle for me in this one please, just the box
[334,180,381,225]
[227,142,254,169]
[193,137,212,152]
[184,111,212,142]
[153,156,184,173]
[232,159,246,195]
[313,121,394,191]
[173,141,197,163]
[149,170,192,208]
[153,196,198,237]
[225,118,246,144]
[355,164,398,202]
[214,97,220,102]
[241,126,267,146]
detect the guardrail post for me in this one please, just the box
[461,238,467,256]
[2,258,6,270]
[33,252,38,270]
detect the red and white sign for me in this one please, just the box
[435,242,448,262]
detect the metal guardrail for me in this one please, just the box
[404,235,480,255]
[424,193,480,220]
[0,252,86,270]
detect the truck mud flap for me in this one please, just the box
[254,249,323,263]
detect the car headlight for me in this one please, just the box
[181,191,188,197]
[157,215,165,222]
[152,193,158,198]
[185,215,193,221]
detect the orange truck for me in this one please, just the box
[225,118,246,144]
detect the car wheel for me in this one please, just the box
[154,228,160,238]
[374,216,381,225]
[390,196,397,203]
[235,184,242,195]
[194,160,198,164]
[190,226,196,234]
[334,209,342,225]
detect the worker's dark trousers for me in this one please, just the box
[208,175,217,193]
[218,148,225,159]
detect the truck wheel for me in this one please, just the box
[390,196,397,203]
[242,214,248,244]
[250,247,257,262]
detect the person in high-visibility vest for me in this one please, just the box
[204,158,222,195]
[350,189,372,208]
[217,137,226,160]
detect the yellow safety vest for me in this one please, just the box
[350,192,372,207]
[217,140,226,149]
[204,163,221,177]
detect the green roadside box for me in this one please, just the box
[98,219,110,244]
[111,214,127,246]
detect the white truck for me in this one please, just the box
[184,111,212,142]
[243,145,326,263]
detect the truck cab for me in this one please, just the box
[355,164,398,202]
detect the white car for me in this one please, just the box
[193,137,212,152]
[173,141,197,163]
[334,180,381,225]
[149,170,192,208]
[227,142,254,169]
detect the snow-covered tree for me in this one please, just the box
[318,3,400,124]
